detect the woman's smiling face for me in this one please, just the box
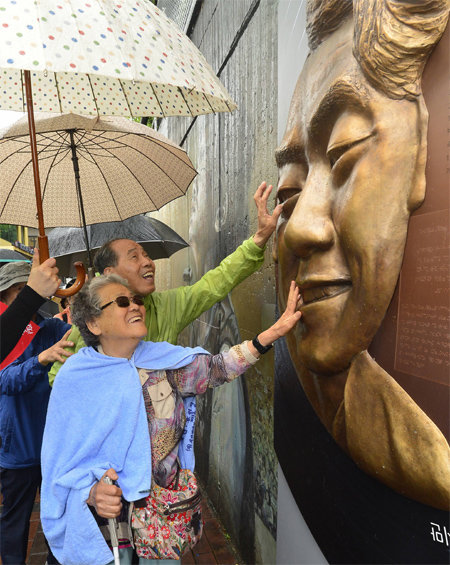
[88,283,147,350]
[275,21,427,376]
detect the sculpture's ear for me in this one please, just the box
[408,97,428,213]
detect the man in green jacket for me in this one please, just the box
[49,182,281,385]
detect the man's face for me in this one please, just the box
[106,239,156,296]
[275,20,426,376]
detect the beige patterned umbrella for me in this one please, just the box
[0,113,197,270]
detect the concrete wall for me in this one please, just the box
[151,1,279,562]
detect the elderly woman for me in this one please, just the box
[41,274,301,565]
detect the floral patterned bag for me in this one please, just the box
[131,468,203,560]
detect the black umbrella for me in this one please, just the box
[48,215,189,277]
[0,248,31,265]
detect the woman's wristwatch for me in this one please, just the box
[252,335,273,355]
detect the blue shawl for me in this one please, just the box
[41,340,208,565]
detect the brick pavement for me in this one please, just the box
[1,492,241,565]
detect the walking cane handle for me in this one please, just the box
[37,234,86,297]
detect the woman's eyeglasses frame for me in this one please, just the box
[100,295,145,311]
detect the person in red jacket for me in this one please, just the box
[0,250,62,363]
[0,260,72,565]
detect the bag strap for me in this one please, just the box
[138,373,184,490]
[174,457,182,489]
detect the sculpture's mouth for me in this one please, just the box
[299,280,352,305]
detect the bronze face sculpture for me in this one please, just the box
[274,0,449,510]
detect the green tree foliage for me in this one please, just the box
[0,224,17,243]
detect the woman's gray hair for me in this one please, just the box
[71,274,130,348]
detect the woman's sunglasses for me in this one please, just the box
[100,295,145,311]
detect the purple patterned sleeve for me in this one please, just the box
[169,343,259,396]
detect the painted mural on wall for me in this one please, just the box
[182,120,278,562]
[153,2,281,561]
[185,154,254,548]
[274,0,450,562]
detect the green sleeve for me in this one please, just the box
[48,325,86,386]
[163,236,265,337]
[50,237,265,367]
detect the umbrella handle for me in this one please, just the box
[55,262,86,297]
[38,235,86,297]
[25,71,86,298]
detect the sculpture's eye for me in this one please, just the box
[327,134,373,170]
[328,140,357,168]
[277,187,301,219]
[326,112,374,179]
[277,187,301,204]
[276,162,307,217]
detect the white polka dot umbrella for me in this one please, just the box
[0,1,236,117]
[0,0,235,294]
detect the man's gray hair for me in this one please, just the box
[93,239,123,274]
[71,274,129,347]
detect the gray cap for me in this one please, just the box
[0,261,31,293]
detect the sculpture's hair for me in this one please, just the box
[307,0,449,100]
[306,0,353,50]
[354,0,449,100]
[71,274,130,347]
